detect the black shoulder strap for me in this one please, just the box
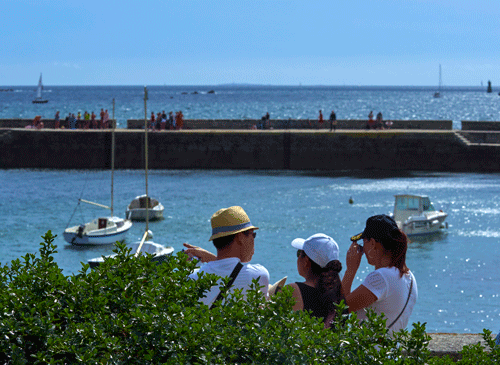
[210,262,244,309]
[388,274,413,329]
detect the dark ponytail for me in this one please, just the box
[309,258,345,327]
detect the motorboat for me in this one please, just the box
[64,216,132,245]
[32,73,48,104]
[393,194,448,236]
[126,194,164,221]
[88,237,174,268]
[64,121,132,245]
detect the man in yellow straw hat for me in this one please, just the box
[184,206,270,307]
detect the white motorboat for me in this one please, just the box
[32,73,48,104]
[126,195,164,221]
[88,238,174,268]
[64,121,132,245]
[393,194,448,236]
[64,216,133,245]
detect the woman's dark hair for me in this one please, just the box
[300,251,345,328]
[378,228,409,277]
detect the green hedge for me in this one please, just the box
[0,231,498,364]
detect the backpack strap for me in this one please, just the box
[210,262,244,309]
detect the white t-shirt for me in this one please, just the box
[356,267,417,334]
[189,257,270,307]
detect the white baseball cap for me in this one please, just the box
[291,233,340,268]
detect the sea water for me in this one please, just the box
[0,169,499,334]
[1,85,500,129]
[1,85,500,334]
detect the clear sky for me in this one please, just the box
[2,0,499,86]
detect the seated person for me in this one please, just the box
[184,206,270,307]
[343,215,418,335]
[284,233,344,328]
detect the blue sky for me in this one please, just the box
[2,0,499,86]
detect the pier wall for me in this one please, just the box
[126,119,453,130]
[462,121,500,131]
[1,129,500,171]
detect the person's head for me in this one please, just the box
[291,234,344,326]
[357,214,409,276]
[209,206,258,262]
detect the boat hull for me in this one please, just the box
[126,195,164,221]
[63,217,133,245]
[126,207,164,221]
[88,241,174,268]
[400,214,448,236]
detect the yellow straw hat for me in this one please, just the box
[209,206,259,241]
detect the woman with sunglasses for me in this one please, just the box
[343,214,418,334]
[284,233,344,328]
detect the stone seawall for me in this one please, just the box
[126,118,453,130]
[1,129,500,171]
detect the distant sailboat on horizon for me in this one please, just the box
[32,73,48,104]
[433,64,442,98]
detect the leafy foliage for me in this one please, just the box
[0,231,497,364]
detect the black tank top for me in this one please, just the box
[296,282,327,319]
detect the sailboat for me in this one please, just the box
[88,87,173,266]
[433,64,442,98]
[63,125,132,245]
[32,73,48,104]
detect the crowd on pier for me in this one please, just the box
[29,110,114,129]
[148,110,184,130]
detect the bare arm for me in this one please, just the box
[342,241,377,312]
[284,283,304,311]
[183,243,217,263]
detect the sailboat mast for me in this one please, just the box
[144,86,149,232]
[439,64,442,92]
[111,114,115,217]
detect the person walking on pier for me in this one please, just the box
[54,111,60,129]
[329,110,337,132]
[318,110,324,129]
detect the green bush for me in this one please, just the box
[0,231,497,364]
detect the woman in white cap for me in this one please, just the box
[285,233,344,327]
[343,214,417,334]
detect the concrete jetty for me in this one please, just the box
[1,128,500,171]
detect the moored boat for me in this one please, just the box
[64,216,132,245]
[393,194,448,236]
[126,194,164,221]
[88,236,174,268]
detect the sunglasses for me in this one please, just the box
[296,249,304,258]
[244,231,257,238]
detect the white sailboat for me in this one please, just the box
[64,125,132,245]
[433,64,442,98]
[32,73,48,104]
[88,87,173,266]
